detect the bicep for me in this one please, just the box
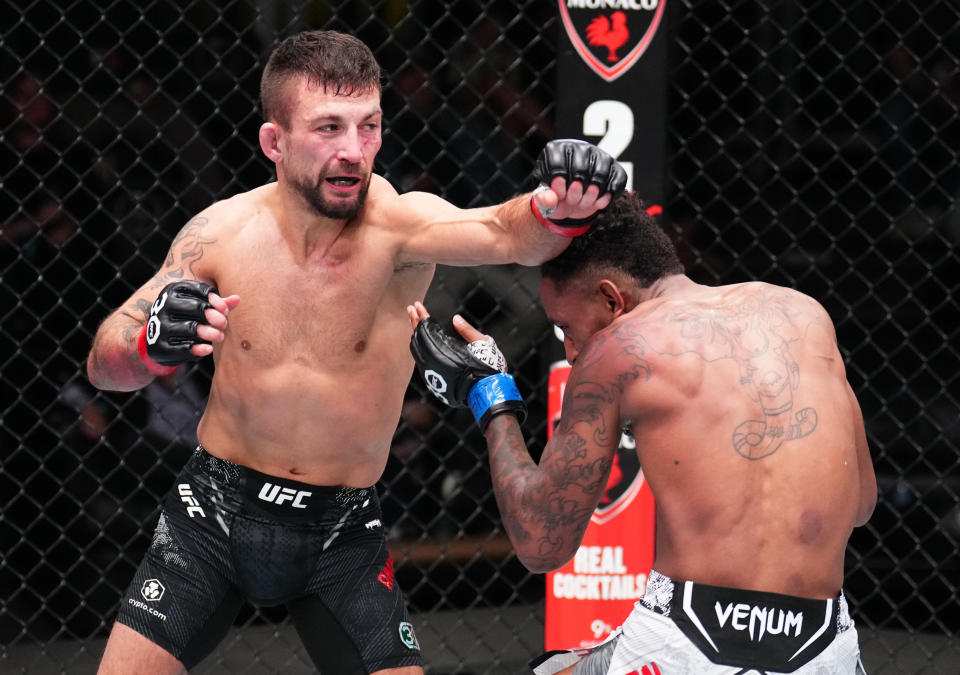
[392,191,516,266]
[117,213,218,324]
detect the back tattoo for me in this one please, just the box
[619,286,821,459]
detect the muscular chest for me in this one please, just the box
[217,234,396,360]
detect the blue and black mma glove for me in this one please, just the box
[137,280,215,376]
[410,318,527,433]
[530,138,629,237]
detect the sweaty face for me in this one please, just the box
[540,276,613,365]
[280,79,382,219]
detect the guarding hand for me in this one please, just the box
[407,302,527,432]
[138,280,238,375]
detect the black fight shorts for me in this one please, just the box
[116,445,421,673]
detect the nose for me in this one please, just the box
[336,127,363,163]
[564,338,578,365]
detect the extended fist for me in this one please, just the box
[531,139,628,235]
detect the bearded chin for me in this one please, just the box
[295,175,370,220]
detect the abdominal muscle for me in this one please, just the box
[196,355,412,488]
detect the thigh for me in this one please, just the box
[530,634,617,675]
[289,503,422,674]
[98,621,186,675]
[114,507,243,671]
[793,625,865,675]
[608,607,721,674]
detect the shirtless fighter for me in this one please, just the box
[408,193,876,674]
[86,30,626,675]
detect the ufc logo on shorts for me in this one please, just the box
[178,483,206,518]
[258,482,311,508]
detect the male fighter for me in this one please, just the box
[408,192,875,674]
[86,30,626,675]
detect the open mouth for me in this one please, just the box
[326,177,361,187]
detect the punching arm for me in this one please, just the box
[395,139,627,267]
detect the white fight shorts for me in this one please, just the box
[531,570,867,675]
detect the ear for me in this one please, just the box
[258,122,282,163]
[598,279,628,318]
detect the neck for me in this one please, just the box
[643,274,697,302]
[271,182,348,259]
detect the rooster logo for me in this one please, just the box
[586,11,630,63]
[558,0,667,82]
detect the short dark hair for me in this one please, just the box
[260,30,382,126]
[541,192,684,288]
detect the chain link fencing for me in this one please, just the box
[1,0,958,672]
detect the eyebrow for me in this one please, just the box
[309,107,382,124]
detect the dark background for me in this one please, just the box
[1,0,958,672]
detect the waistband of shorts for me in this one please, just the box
[640,569,854,632]
[188,444,374,516]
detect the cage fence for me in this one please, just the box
[1,0,958,673]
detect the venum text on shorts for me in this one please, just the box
[715,602,803,641]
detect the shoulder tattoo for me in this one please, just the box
[623,288,821,459]
[148,216,216,292]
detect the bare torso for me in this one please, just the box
[194,181,434,486]
[606,282,870,598]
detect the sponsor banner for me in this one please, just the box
[555,0,668,204]
[544,363,656,650]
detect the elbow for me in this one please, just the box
[86,367,116,393]
[86,353,107,391]
[518,555,566,575]
[513,540,578,574]
[86,351,145,393]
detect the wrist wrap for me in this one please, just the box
[467,373,527,433]
[530,194,592,237]
[138,323,180,376]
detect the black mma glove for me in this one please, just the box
[137,280,215,375]
[410,317,527,433]
[531,138,628,236]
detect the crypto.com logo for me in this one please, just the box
[140,579,165,602]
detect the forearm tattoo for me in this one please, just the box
[88,216,214,387]
[487,416,611,566]
[486,338,644,566]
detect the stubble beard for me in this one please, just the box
[292,169,371,220]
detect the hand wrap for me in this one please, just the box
[410,318,527,433]
[531,139,628,236]
[137,280,215,375]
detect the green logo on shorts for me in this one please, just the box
[399,621,420,650]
